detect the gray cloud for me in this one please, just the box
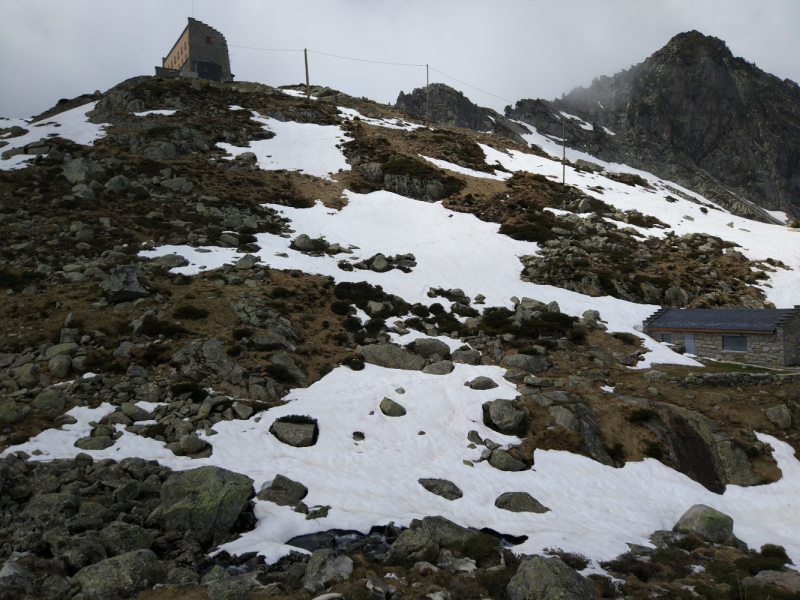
[1,0,798,118]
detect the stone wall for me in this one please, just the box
[781,310,800,366]
[186,18,233,82]
[692,331,785,367]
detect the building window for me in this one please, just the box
[206,35,211,44]
[661,333,672,343]
[722,335,747,352]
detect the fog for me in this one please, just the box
[1,0,798,118]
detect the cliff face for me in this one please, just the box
[396,83,531,144]
[508,31,800,221]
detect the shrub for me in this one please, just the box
[272,286,294,298]
[410,304,431,318]
[342,356,365,371]
[463,533,500,564]
[342,316,363,332]
[173,305,210,320]
[365,318,385,335]
[644,441,664,460]
[139,315,188,338]
[499,222,553,243]
[611,331,638,345]
[545,548,589,570]
[587,574,619,598]
[330,300,352,315]
[567,328,586,342]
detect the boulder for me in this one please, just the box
[71,549,166,600]
[152,253,188,269]
[14,363,40,388]
[502,354,548,373]
[257,474,308,506]
[507,555,595,600]
[158,466,254,544]
[361,344,426,370]
[409,338,451,359]
[32,388,67,415]
[45,342,78,360]
[486,399,525,434]
[98,521,154,556]
[370,254,391,273]
[160,177,193,194]
[422,360,455,375]
[291,234,316,251]
[49,354,73,378]
[451,349,481,364]
[673,504,734,543]
[416,516,474,547]
[766,404,792,429]
[271,418,318,447]
[0,400,31,424]
[75,436,115,450]
[99,266,150,303]
[385,528,439,565]
[418,478,463,500]
[170,337,244,384]
[742,570,800,594]
[24,493,80,524]
[63,157,106,183]
[380,398,407,417]
[120,402,151,422]
[495,492,550,513]
[488,449,527,472]
[467,376,498,390]
[105,174,132,192]
[302,549,354,593]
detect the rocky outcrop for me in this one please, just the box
[396,83,530,145]
[622,396,757,493]
[507,555,595,600]
[507,31,800,220]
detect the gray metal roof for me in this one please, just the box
[646,308,795,332]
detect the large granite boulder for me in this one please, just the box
[507,555,595,600]
[155,466,254,544]
[673,504,734,543]
[71,549,166,600]
[361,344,426,370]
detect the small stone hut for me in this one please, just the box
[643,307,800,367]
[155,18,233,82]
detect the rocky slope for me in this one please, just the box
[506,31,800,222]
[0,75,798,600]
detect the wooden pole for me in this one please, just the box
[562,114,566,185]
[426,64,430,124]
[304,48,310,99]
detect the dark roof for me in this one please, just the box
[645,308,796,332]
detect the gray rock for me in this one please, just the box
[467,376,498,390]
[49,354,72,378]
[152,253,188,269]
[105,174,132,192]
[14,363,40,388]
[302,549,354,593]
[120,402,151,422]
[486,399,525,434]
[99,521,154,556]
[742,570,800,594]
[166,567,199,585]
[236,254,258,270]
[451,349,481,364]
[71,549,166,600]
[370,254,391,273]
[170,337,244,384]
[257,474,308,506]
[180,434,209,455]
[232,401,254,419]
[548,406,580,431]
[99,266,150,303]
[380,397,407,417]
[495,492,550,513]
[63,157,106,183]
[418,478,463,500]
[409,337,451,358]
[422,361,455,375]
[488,449,527,472]
[0,400,31,424]
[673,504,734,543]
[416,516,474,547]
[362,343,426,370]
[271,419,318,447]
[75,436,115,450]
[45,342,78,360]
[158,466,254,543]
[649,530,686,549]
[507,555,595,600]
[385,528,439,565]
[766,404,792,429]
[292,234,316,251]
[208,574,257,600]
[160,177,193,194]
[502,353,549,373]
[32,388,67,415]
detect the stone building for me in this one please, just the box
[643,307,800,367]
[154,18,233,82]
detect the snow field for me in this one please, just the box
[0,102,107,170]
[4,365,800,567]
[141,190,699,369]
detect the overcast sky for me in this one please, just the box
[1,0,799,118]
